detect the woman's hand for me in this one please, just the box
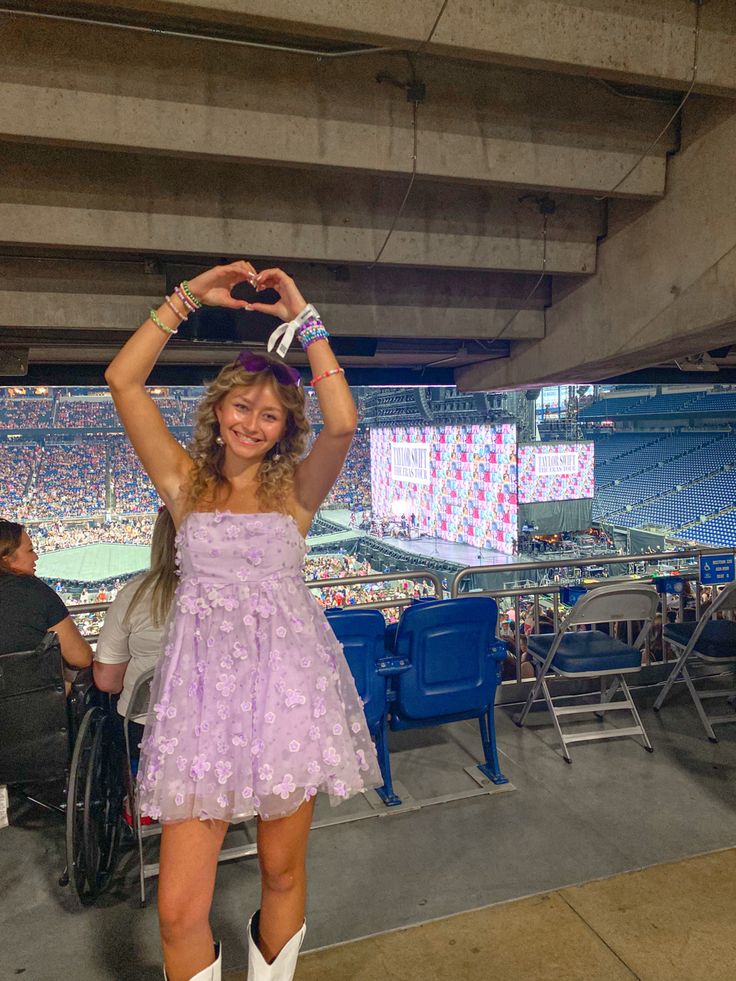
[247,268,308,322]
[187,260,259,309]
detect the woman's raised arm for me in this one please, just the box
[247,268,357,517]
[105,261,257,510]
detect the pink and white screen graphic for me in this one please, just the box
[517,442,594,503]
[370,424,518,555]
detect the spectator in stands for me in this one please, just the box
[94,508,177,761]
[0,519,93,670]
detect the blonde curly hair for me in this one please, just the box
[185,357,310,514]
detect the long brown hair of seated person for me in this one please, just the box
[123,507,178,628]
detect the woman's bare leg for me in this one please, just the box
[256,797,316,962]
[158,818,229,981]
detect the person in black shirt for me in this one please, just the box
[0,519,93,667]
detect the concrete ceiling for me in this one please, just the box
[0,0,734,389]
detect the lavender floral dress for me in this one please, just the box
[137,511,382,822]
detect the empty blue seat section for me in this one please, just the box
[527,631,642,673]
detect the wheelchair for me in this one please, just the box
[0,632,125,905]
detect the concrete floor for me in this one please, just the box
[3,691,736,981]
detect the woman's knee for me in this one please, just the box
[259,853,304,894]
[158,887,211,942]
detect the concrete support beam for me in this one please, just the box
[0,16,674,197]
[455,102,736,390]
[0,144,599,274]
[0,259,546,342]
[8,0,735,95]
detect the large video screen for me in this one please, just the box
[517,442,594,503]
[370,424,518,555]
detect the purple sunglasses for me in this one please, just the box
[237,349,301,387]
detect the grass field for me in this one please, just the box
[36,543,150,582]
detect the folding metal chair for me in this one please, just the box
[653,580,736,741]
[515,583,659,763]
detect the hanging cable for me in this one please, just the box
[481,0,704,353]
[595,0,703,201]
[369,0,451,267]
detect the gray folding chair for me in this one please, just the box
[654,581,736,742]
[123,667,156,906]
[514,583,659,762]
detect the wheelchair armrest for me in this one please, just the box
[376,656,412,676]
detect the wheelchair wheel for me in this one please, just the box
[65,707,124,905]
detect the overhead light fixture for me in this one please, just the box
[674,353,719,372]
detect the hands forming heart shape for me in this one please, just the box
[188,261,307,324]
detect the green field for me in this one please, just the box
[37,543,151,583]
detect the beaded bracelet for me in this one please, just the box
[297,317,330,351]
[150,308,178,335]
[180,280,203,309]
[164,295,187,321]
[174,284,197,314]
[310,367,344,386]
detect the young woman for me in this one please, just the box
[94,507,178,758]
[0,519,93,669]
[105,263,381,981]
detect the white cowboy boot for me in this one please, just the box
[164,942,221,981]
[247,911,306,981]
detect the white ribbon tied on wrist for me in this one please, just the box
[266,303,320,359]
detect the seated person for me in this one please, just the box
[93,508,177,765]
[0,520,93,672]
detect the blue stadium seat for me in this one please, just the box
[515,583,659,762]
[390,597,508,785]
[325,608,402,805]
[653,581,736,741]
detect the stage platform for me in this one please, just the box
[322,509,519,569]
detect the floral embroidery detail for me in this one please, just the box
[308,725,321,741]
[313,697,326,718]
[240,700,253,713]
[241,786,253,799]
[225,524,240,539]
[237,567,250,582]
[217,793,228,808]
[356,749,369,771]
[216,674,236,698]
[251,739,265,757]
[351,722,362,734]
[323,746,341,766]
[307,760,321,776]
[273,774,296,799]
[178,594,199,615]
[316,676,328,692]
[276,626,287,639]
[220,620,234,634]
[217,703,230,721]
[264,712,276,724]
[332,723,343,736]
[215,760,233,784]
[158,736,179,755]
[194,721,210,737]
[207,637,216,649]
[285,688,306,708]
[289,740,301,753]
[246,548,264,566]
[232,734,248,747]
[306,786,318,799]
[269,649,282,666]
[333,780,348,797]
[176,755,188,773]
[242,614,255,627]
[220,654,234,670]
[301,656,312,668]
[258,763,274,782]
[175,792,185,806]
[190,754,211,781]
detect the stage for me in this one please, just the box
[323,509,520,569]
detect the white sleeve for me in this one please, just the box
[94,585,134,664]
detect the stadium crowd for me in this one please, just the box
[0,396,52,429]
[111,442,161,513]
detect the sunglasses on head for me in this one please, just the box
[237,350,301,387]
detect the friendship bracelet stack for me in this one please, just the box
[310,367,344,387]
[150,280,202,336]
[296,313,329,351]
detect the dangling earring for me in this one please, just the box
[272,443,281,462]
[215,435,224,446]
